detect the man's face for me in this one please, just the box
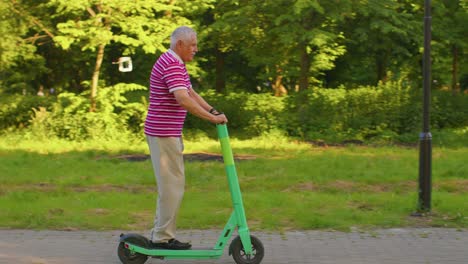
[178,34,198,62]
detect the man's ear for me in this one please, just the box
[176,39,184,49]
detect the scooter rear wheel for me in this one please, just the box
[117,235,149,264]
[230,235,264,264]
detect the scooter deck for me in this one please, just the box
[125,242,223,259]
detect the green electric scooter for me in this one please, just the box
[117,124,264,264]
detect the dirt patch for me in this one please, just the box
[282,182,316,192]
[185,153,225,162]
[362,181,417,193]
[87,208,111,216]
[7,179,466,195]
[406,212,438,227]
[109,152,256,162]
[307,140,418,148]
[113,154,149,162]
[71,184,154,193]
[48,208,64,216]
[329,180,356,191]
[3,183,154,194]
[32,183,57,192]
[347,201,375,211]
[282,180,418,194]
[437,179,468,193]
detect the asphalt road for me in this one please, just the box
[0,228,467,264]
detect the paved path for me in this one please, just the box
[0,228,467,264]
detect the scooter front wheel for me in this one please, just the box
[117,235,149,264]
[229,235,264,264]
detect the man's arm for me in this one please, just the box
[173,89,227,124]
[189,89,212,111]
[190,89,224,115]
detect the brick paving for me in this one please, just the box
[0,228,467,264]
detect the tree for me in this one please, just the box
[209,0,351,95]
[1,0,48,94]
[45,1,190,111]
[190,1,259,94]
[42,0,213,111]
[271,0,352,91]
[328,0,421,86]
[432,0,468,93]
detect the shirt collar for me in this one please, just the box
[168,49,184,64]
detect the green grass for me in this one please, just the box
[0,134,467,232]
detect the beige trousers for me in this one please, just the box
[146,136,185,243]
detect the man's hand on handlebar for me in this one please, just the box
[209,108,227,124]
[213,113,228,124]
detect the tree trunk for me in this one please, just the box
[376,53,388,84]
[215,48,226,93]
[165,0,176,17]
[272,67,287,96]
[451,44,459,95]
[298,43,311,91]
[90,43,105,112]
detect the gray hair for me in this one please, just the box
[170,26,196,49]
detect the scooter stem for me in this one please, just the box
[216,124,253,254]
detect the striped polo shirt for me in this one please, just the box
[144,50,192,137]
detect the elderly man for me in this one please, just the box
[144,26,228,250]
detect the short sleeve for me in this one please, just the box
[163,62,188,93]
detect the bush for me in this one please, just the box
[284,82,468,143]
[2,81,467,145]
[284,81,421,142]
[431,90,468,129]
[0,94,55,131]
[184,91,284,139]
[28,83,147,141]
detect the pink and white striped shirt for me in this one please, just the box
[144,50,192,137]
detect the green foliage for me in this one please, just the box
[184,91,284,138]
[210,0,350,90]
[27,83,147,141]
[0,94,55,131]
[0,1,48,93]
[284,82,468,143]
[243,93,285,135]
[325,0,422,87]
[429,126,468,148]
[48,0,196,53]
[285,82,420,141]
[431,0,468,88]
[2,0,468,95]
[1,0,468,144]
[2,80,467,145]
[431,90,468,129]
[1,0,215,95]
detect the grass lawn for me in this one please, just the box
[0,134,467,232]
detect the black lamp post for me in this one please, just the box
[418,0,432,213]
